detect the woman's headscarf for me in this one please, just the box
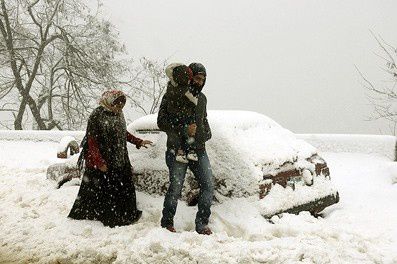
[99,90,126,113]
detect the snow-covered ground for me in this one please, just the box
[1,140,397,263]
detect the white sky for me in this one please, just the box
[93,0,397,134]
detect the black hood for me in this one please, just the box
[189,63,206,77]
[189,63,206,95]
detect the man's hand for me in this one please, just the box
[141,140,153,148]
[187,123,197,137]
[99,164,108,172]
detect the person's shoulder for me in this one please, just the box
[165,82,179,96]
[90,106,104,118]
[91,106,100,114]
[198,92,207,102]
[179,86,191,97]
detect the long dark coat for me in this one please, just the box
[68,106,142,227]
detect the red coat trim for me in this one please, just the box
[85,133,143,169]
[127,132,143,149]
[85,136,107,169]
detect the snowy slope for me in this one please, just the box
[0,140,396,263]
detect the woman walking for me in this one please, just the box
[68,90,152,227]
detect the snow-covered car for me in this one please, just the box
[47,110,339,218]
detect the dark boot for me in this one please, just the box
[162,225,177,233]
[196,226,212,235]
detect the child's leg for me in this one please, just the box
[184,115,196,151]
[185,116,198,161]
[186,136,198,161]
[175,133,189,164]
[168,131,182,152]
[168,131,188,163]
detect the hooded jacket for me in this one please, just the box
[158,65,211,150]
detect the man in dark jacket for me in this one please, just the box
[157,62,214,235]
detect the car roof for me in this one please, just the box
[128,110,282,132]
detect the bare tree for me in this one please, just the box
[0,0,128,130]
[124,57,168,115]
[356,31,397,134]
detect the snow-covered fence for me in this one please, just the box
[0,130,85,143]
[297,134,397,160]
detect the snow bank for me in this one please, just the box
[0,143,396,263]
[386,162,397,184]
[0,140,61,169]
[297,134,396,160]
[0,130,85,142]
[0,120,396,263]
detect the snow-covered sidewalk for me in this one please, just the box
[0,141,396,263]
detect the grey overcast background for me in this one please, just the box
[83,1,397,134]
[93,0,397,134]
[1,1,394,134]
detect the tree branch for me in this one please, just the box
[27,0,43,39]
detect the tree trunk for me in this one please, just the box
[26,94,46,129]
[0,0,46,130]
[14,96,28,130]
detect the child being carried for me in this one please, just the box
[165,63,199,163]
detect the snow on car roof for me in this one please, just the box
[128,110,282,131]
[128,110,318,197]
[128,111,316,164]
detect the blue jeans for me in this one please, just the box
[161,148,214,231]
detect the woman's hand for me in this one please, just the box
[140,140,153,148]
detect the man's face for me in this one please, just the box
[192,74,205,88]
